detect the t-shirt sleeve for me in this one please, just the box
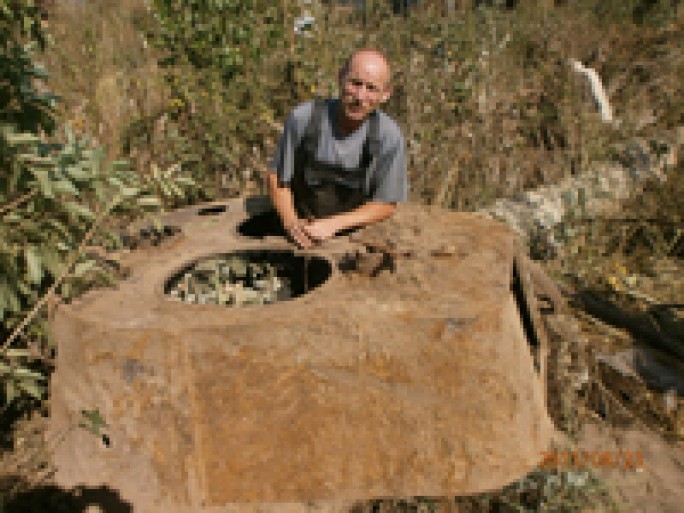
[370,128,408,203]
[268,102,313,184]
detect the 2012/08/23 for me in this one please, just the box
[540,450,644,470]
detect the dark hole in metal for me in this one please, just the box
[197,205,228,216]
[165,250,331,307]
[511,259,541,371]
[237,210,285,238]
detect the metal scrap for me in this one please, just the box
[166,255,287,307]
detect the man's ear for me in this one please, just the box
[381,85,392,103]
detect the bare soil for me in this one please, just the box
[575,420,684,513]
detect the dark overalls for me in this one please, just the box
[290,100,380,219]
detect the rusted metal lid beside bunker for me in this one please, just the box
[50,197,554,512]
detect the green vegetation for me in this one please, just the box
[1,0,196,411]
[144,0,286,195]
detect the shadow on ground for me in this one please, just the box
[1,482,133,513]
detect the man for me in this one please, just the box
[267,49,407,249]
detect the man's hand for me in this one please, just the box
[300,202,396,245]
[267,173,314,248]
[301,218,339,243]
[267,173,398,248]
[285,220,316,249]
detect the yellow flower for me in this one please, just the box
[169,98,185,109]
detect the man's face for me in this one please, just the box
[338,52,390,125]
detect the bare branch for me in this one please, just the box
[0,189,38,216]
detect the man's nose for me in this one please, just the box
[354,85,370,101]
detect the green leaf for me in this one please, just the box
[11,367,45,380]
[93,182,107,204]
[120,187,140,198]
[45,219,72,240]
[30,168,53,198]
[20,155,55,167]
[137,196,162,208]
[107,176,126,189]
[64,164,92,181]
[63,201,95,221]
[44,328,57,349]
[16,279,32,297]
[160,181,173,198]
[12,367,45,382]
[169,182,184,197]
[4,349,32,358]
[60,281,71,299]
[174,177,195,186]
[5,380,17,404]
[73,260,97,278]
[0,123,17,138]
[80,408,108,436]
[52,179,80,196]
[18,380,45,399]
[163,163,181,179]
[25,245,43,284]
[0,280,21,314]
[40,247,65,276]
[5,132,40,146]
[3,212,21,223]
[109,160,130,172]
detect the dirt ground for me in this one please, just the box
[564,293,684,512]
[572,420,684,513]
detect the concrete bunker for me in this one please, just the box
[50,197,555,513]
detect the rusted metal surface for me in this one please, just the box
[50,197,554,512]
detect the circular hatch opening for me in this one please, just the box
[197,204,228,216]
[165,250,331,307]
[237,211,285,238]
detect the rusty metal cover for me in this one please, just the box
[50,197,554,512]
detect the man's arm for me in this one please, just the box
[266,172,315,249]
[302,201,396,243]
[268,171,395,247]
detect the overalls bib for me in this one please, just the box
[291,100,380,219]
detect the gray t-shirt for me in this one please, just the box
[269,99,407,203]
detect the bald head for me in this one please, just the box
[341,49,391,89]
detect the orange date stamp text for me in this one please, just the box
[540,450,644,470]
